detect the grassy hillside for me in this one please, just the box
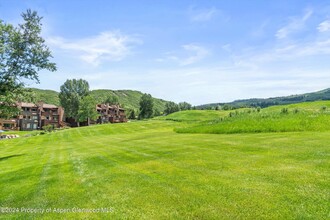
[28,88,168,112]
[198,88,330,109]
[90,89,168,112]
[175,101,330,134]
[0,111,329,219]
[30,88,60,106]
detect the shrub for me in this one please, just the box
[281,108,288,114]
[42,124,54,132]
[223,105,232,110]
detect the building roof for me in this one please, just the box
[42,104,58,109]
[96,104,125,111]
[19,102,37,108]
[16,102,59,109]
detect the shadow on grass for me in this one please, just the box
[0,154,25,162]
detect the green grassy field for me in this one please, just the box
[175,101,330,134]
[0,102,329,219]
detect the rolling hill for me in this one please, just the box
[28,88,169,112]
[198,88,330,109]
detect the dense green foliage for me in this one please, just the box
[139,93,154,119]
[42,124,55,132]
[28,88,60,105]
[178,101,192,111]
[59,79,90,122]
[104,95,119,105]
[0,10,56,117]
[164,101,180,115]
[78,95,99,125]
[91,90,167,113]
[126,108,136,119]
[28,88,168,112]
[199,88,330,109]
[0,102,329,219]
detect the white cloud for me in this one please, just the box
[180,44,209,65]
[221,44,232,52]
[276,8,313,39]
[245,39,330,64]
[318,19,330,32]
[158,44,209,66]
[189,6,218,22]
[47,31,141,66]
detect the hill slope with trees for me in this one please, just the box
[198,88,330,109]
[28,88,168,113]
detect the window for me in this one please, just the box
[33,124,37,129]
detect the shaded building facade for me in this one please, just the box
[96,104,127,124]
[0,102,64,131]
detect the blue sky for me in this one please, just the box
[1,0,330,105]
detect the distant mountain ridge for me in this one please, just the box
[197,88,330,109]
[28,88,169,112]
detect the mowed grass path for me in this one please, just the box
[0,120,329,219]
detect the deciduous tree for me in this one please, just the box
[178,102,192,111]
[104,95,119,105]
[138,93,153,119]
[59,79,90,126]
[164,101,180,115]
[0,10,56,117]
[78,95,99,126]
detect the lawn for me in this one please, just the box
[0,104,329,219]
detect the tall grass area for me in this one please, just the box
[163,110,233,122]
[175,101,330,134]
[0,101,329,219]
